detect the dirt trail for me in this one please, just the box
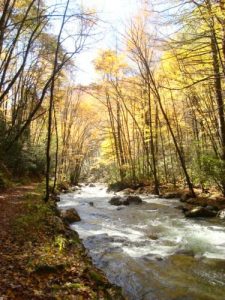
[0,184,38,299]
[0,184,124,300]
[0,185,35,234]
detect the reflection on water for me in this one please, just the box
[58,185,225,300]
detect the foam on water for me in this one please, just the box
[59,184,225,300]
[59,185,225,260]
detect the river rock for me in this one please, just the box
[217,209,225,220]
[175,205,190,213]
[50,194,60,202]
[71,186,80,192]
[148,234,159,240]
[117,206,125,211]
[61,208,81,223]
[185,206,217,218]
[186,198,196,204]
[124,195,142,205]
[109,195,142,206]
[89,201,94,207]
[109,196,124,206]
[180,192,193,202]
[205,205,218,212]
[89,183,95,187]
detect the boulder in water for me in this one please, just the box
[148,233,159,240]
[109,195,142,206]
[109,196,124,206]
[217,209,225,220]
[89,183,95,187]
[61,208,81,223]
[205,205,218,212]
[185,206,217,218]
[175,205,190,213]
[117,206,125,211]
[180,192,193,202]
[50,194,60,202]
[124,195,142,205]
[71,186,80,192]
[186,198,196,204]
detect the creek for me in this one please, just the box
[58,185,225,300]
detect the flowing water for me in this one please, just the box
[58,185,225,300]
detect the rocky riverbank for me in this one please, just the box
[0,182,124,300]
[107,182,225,220]
[161,190,225,219]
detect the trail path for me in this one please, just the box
[0,184,40,299]
[0,184,123,300]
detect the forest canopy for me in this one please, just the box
[0,0,225,199]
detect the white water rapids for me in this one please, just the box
[58,185,225,300]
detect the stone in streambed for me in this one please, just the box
[61,208,81,223]
[71,186,80,191]
[148,234,159,240]
[185,206,217,218]
[109,195,142,206]
[175,205,190,213]
[124,195,142,205]
[205,205,219,212]
[180,192,193,202]
[109,196,124,206]
[217,209,225,220]
[117,206,125,211]
[186,198,197,204]
[50,194,60,202]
